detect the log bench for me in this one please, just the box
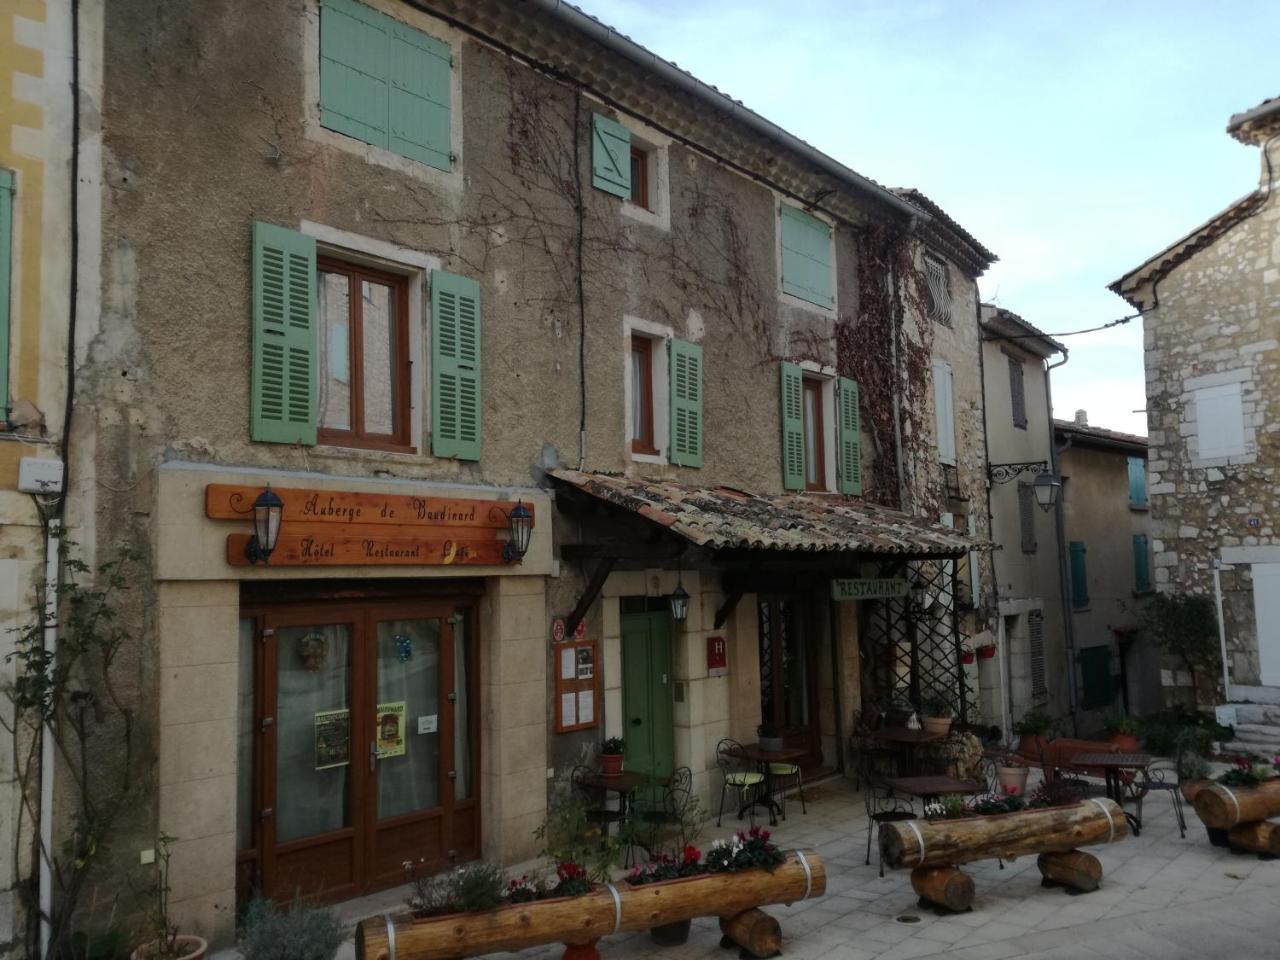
[878,799,1129,912]
[355,851,825,960]
[1191,780,1280,856]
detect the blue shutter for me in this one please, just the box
[321,0,452,170]
[780,204,833,308]
[591,113,631,198]
[0,169,12,420]
[1069,541,1089,609]
[1133,534,1151,593]
[1127,456,1147,508]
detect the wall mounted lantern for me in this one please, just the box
[245,486,284,565]
[669,562,691,623]
[504,499,533,563]
[1032,471,1062,512]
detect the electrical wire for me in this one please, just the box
[984,311,1142,343]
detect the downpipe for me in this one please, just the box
[38,520,60,959]
[1045,350,1080,735]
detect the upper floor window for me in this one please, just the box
[625,326,701,466]
[1193,382,1247,460]
[779,364,861,494]
[779,204,834,310]
[319,0,453,171]
[1127,455,1147,508]
[801,376,828,491]
[1069,541,1089,609]
[317,258,411,450]
[932,359,956,466]
[924,254,951,325]
[1018,482,1037,554]
[1008,354,1027,429]
[629,145,651,213]
[629,334,657,455]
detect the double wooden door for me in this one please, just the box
[757,596,821,768]
[240,598,478,903]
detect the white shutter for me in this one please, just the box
[933,359,956,465]
[1195,383,1246,459]
[968,512,980,608]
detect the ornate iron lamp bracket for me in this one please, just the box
[988,460,1049,484]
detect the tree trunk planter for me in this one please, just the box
[130,936,208,960]
[355,852,826,960]
[878,800,1128,911]
[1191,780,1280,829]
[719,909,781,958]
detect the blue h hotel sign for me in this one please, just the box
[831,578,910,601]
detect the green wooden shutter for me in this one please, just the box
[431,269,481,460]
[252,222,317,445]
[0,169,12,420]
[1069,541,1089,608]
[321,0,452,170]
[591,113,631,198]
[1133,534,1151,593]
[780,204,833,308]
[779,362,804,490]
[837,376,861,495]
[668,338,703,467]
[1127,456,1147,507]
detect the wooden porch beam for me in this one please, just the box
[714,590,743,629]
[563,557,617,639]
[560,542,686,561]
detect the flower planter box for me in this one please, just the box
[1191,778,1280,829]
[877,800,1129,911]
[355,851,826,960]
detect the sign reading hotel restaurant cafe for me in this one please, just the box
[831,578,909,601]
[205,484,534,567]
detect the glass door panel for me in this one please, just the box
[375,619,441,820]
[452,614,472,802]
[275,624,353,844]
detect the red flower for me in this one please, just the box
[682,844,701,865]
[556,861,586,882]
[1002,784,1018,796]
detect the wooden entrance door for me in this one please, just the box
[248,598,478,902]
[621,607,675,794]
[757,596,820,767]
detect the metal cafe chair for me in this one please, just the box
[768,759,807,819]
[1134,754,1187,839]
[862,749,915,877]
[639,766,694,853]
[715,738,765,827]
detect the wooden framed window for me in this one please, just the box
[629,146,650,212]
[801,377,827,491]
[629,335,658,455]
[316,257,412,451]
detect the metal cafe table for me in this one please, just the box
[867,726,947,776]
[1066,751,1153,834]
[735,743,807,826]
[885,775,983,801]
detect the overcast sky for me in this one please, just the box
[576,0,1275,435]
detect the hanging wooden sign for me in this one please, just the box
[831,578,909,601]
[205,484,534,529]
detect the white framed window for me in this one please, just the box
[924,254,952,325]
[623,317,673,464]
[1194,382,1248,461]
[932,358,956,466]
[777,202,836,312]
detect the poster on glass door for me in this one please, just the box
[314,709,351,770]
[375,701,406,758]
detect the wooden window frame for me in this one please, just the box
[317,256,413,452]
[628,145,650,212]
[802,376,827,492]
[630,334,658,455]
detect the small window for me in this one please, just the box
[1018,483,1037,554]
[1069,541,1089,609]
[628,146,651,212]
[1008,355,1027,429]
[1194,381,1247,459]
[629,334,657,455]
[801,376,828,491]
[317,257,411,450]
[932,359,956,466]
[779,204,834,309]
[924,255,951,325]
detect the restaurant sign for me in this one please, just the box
[831,578,909,601]
[206,484,534,568]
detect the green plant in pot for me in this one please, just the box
[131,836,207,960]
[1012,708,1054,759]
[239,898,345,960]
[757,722,784,752]
[921,692,953,735]
[599,736,626,776]
[1102,710,1140,751]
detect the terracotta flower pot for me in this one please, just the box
[997,765,1029,796]
[131,935,208,960]
[922,716,952,736]
[599,752,624,776]
[1016,734,1047,759]
[1109,733,1140,753]
[977,645,997,660]
[961,651,976,664]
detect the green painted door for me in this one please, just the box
[621,609,675,798]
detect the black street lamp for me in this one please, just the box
[1032,471,1062,512]
[504,500,533,563]
[669,561,690,623]
[245,486,284,565]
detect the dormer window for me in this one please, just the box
[925,254,952,325]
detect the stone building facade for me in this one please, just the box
[1112,96,1280,725]
[15,0,1000,953]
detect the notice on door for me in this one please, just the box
[314,709,351,771]
[376,701,406,758]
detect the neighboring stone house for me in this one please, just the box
[1,2,76,953]
[1111,96,1280,749]
[16,0,1002,952]
[1054,414,1158,722]
[978,306,1071,734]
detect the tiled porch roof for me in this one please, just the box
[549,469,974,558]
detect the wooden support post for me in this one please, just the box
[714,590,743,629]
[910,866,974,913]
[1037,850,1103,892]
[563,557,617,639]
[718,909,782,958]
[1228,820,1280,855]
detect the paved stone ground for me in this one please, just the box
[218,775,1280,960]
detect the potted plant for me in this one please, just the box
[1012,708,1054,759]
[1177,752,1212,805]
[1102,711,1140,752]
[921,692,953,735]
[598,736,625,776]
[996,755,1030,796]
[757,723,785,752]
[239,898,345,960]
[961,648,976,665]
[131,836,207,960]
[977,643,997,660]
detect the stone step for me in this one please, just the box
[1232,703,1280,726]
[1222,739,1280,758]
[1229,684,1280,706]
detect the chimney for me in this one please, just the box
[1074,409,1088,426]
